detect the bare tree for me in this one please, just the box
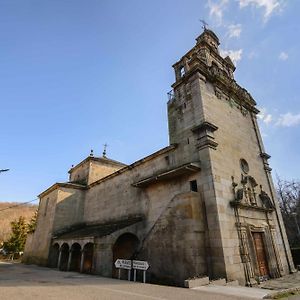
[276,177,300,247]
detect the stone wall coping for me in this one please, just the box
[38,182,87,199]
[132,162,201,188]
[89,144,177,188]
[68,156,127,174]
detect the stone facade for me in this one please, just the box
[23,29,295,286]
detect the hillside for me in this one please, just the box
[0,202,38,244]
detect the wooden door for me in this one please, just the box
[252,232,269,276]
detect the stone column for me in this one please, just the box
[240,226,256,286]
[80,250,85,273]
[270,227,283,275]
[57,248,62,269]
[67,249,72,271]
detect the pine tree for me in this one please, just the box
[3,216,27,254]
[27,210,37,234]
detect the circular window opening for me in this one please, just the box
[240,159,249,174]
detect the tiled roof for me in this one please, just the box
[53,216,144,240]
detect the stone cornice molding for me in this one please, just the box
[172,54,259,115]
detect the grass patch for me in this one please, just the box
[272,290,300,299]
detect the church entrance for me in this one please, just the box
[252,232,269,278]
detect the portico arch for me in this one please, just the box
[112,233,139,278]
[59,243,69,271]
[48,243,59,268]
[69,243,81,272]
[81,242,94,273]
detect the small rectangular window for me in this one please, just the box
[190,180,198,192]
[165,156,170,165]
[44,198,49,216]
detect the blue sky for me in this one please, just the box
[0,0,299,203]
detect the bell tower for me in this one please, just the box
[167,29,295,284]
[168,28,238,150]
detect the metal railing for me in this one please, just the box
[167,90,175,102]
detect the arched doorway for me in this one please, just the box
[48,243,59,268]
[59,243,69,271]
[70,243,81,272]
[82,243,94,274]
[112,233,139,278]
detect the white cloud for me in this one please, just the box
[261,131,268,138]
[220,49,243,65]
[276,113,300,127]
[207,0,229,24]
[227,24,242,38]
[264,114,272,124]
[238,0,284,22]
[257,108,273,124]
[248,50,258,59]
[279,51,288,61]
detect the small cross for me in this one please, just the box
[199,19,209,30]
[103,143,108,158]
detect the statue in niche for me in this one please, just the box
[247,187,257,206]
[232,174,258,206]
[259,187,275,209]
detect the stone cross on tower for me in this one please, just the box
[199,19,208,30]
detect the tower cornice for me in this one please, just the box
[172,57,259,114]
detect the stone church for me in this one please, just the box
[23,29,295,286]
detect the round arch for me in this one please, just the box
[48,243,60,268]
[82,242,94,273]
[112,233,139,278]
[70,243,81,272]
[59,243,69,271]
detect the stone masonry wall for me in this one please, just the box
[197,77,292,281]
[139,191,207,286]
[88,160,124,185]
[52,187,85,233]
[23,189,58,265]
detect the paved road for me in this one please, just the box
[0,262,269,300]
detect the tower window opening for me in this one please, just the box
[44,198,49,216]
[190,180,198,192]
[165,156,170,165]
[180,66,185,77]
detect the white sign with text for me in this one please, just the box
[114,259,132,270]
[132,260,149,270]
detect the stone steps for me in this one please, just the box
[184,277,240,288]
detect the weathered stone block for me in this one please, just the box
[184,276,209,288]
